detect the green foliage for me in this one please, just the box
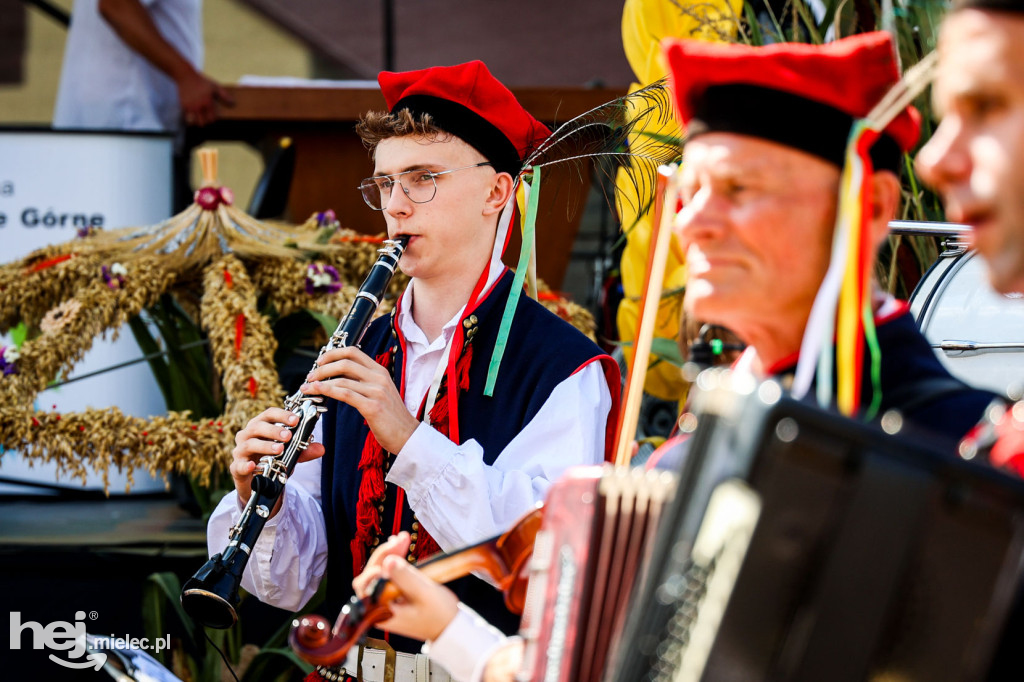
[649,337,688,368]
[128,295,221,418]
[143,571,241,682]
[615,335,687,369]
[303,311,341,343]
[10,321,28,348]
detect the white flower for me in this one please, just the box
[2,346,19,363]
[110,262,128,277]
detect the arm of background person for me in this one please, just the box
[97,0,233,125]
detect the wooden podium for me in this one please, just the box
[194,84,625,288]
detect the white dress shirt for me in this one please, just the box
[427,604,512,682]
[207,266,613,611]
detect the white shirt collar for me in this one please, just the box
[396,256,506,350]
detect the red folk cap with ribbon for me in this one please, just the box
[662,33,927,418]
[662,32,921,171]
[379,60,552,177]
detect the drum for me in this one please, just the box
[910,247,1024,397]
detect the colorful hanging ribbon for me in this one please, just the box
[484,166,541,397]
[799,120,883,419]
[838,124,882,417]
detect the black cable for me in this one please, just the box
[204,629,241,682]
[46,338,209,389]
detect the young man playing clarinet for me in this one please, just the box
[206,61,620,682]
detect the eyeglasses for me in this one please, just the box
[358,161,493,210]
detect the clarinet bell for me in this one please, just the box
[181,554,240,629]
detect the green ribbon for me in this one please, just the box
[484,168,540,397]
[862,298,883,420]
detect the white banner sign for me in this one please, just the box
[0,129,174,493]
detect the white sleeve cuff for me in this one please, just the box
[426,603,509,682]
[206,468,328,612]
[387,422,461,506]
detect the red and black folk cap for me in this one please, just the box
[378,60,552,177]
[662,32,921,171]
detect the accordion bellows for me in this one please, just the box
[518,465,678,682]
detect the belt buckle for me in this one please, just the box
[357,637,396,682]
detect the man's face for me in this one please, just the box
[674,133,840,345]
[917,9,1024,294]
[373,135,500,283]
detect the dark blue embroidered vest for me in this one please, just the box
[789,309,997,440]
[651,309,998,472]
[321,270,618,642]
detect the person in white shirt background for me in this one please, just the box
[53,0,231,131]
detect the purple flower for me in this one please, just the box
[0,345,19,376]
[101,263,127,289]
[316,209,339,229]
[305,263,342,295]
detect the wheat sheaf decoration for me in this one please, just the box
[0,149,411,491]
[0,149,595,492]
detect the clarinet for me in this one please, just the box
[181,236,409,629]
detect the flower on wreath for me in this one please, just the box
[305,263,342,295]
[40,299,83,335]
[316,209,339,229]
[101,262,128,289]
[194,185,234,211]
[0,345,19,375]
[76,224,99,239]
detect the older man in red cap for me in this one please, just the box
[647,31,999,471]
[207,61,620,681]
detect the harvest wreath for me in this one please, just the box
[0,151,596,492]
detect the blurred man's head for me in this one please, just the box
[916,2,1024,294]
[662,34,918,366]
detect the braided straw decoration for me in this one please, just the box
[0,148,594,492]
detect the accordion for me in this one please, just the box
[518,465,678,682]
[521,372,1024,682]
